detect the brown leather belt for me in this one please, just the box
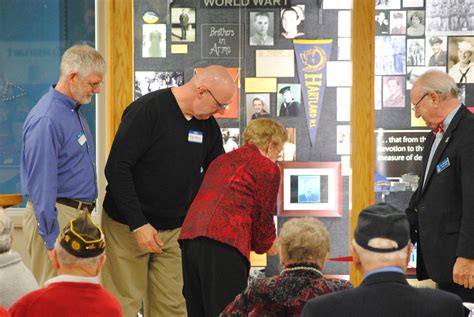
[56,198,96,213]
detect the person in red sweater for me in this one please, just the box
[179,118,288,317]
[0,305,10,317]
[9,212,122,317]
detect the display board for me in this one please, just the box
[133,0,353,275]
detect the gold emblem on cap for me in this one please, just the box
[71,240,81,251]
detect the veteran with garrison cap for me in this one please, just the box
[428,36,447,66]
[302,203,464,317]
[10,212,122,317]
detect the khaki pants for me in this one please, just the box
[23,200,84,286]
[101,212,187,317]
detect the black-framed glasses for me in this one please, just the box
[411,93,429,111]
[207,89,230,110]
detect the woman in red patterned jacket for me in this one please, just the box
[179,118,288,317]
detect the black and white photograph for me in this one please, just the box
[375,0,401,10]
[407,11,425,37]
[134,71,184,99]
[390,11,406,34]
[426,0,474,35]
[425,35,447,66]
[277,84,301,117]
[407,38,425,66]
[375,10,390,35]
[245,94,270,122]
[142,24,166,58]
[375,36,406,75]
[249,11,274,46]
[448,37,474,83]
[171,7,196,42]
[280,5,305,39]
[383,76,405,108]
[221,128,240,153]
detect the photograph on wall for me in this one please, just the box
[246,94,270,122]
[249,11,274,46]
[375,10,389,35]
[142,24,166,58]
[280,5,305,39]
[390,11,406,35]
[407,11,425,37]
[134,71,184,99]
[221,128,240,153]
[278,128,296,162]
[297,176,320,203]
[407,38,425,66]
[426,0,474,35]
[278,162,342,217]
[376,0,401,9]
[448,36,474,83]
[338,11,352,37]
[375,36,406,75]
[425,36,447,66]
[276,84,301,117]
[170,7,196,42]
[383,76,405,108]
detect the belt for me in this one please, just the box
[56,198,96,213]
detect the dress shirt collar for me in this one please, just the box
[51,85,78,111]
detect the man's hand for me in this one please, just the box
[134,224,164,253]
[453,257,474,289]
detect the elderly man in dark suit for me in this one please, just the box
[406,70,474,306]
[302,203,464,317]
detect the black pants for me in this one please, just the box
[181,237,249,317]
[439,282,474,317]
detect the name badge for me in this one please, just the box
[436,157,450,174]
[77,132,87,146]
[188,130,203,144]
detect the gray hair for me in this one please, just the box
[54,240,102,267]
[0,210,13,253]
[59,44,105,80]
[279,217,330,265]
[416,70,458,99]
[352,239,408,265]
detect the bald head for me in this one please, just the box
[192,65,234,95]
[172,64,235,120]
[413,70,458,100]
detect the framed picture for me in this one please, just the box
[277,162,342,217]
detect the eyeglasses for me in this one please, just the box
[207,89,230,110]
[87,81,102,89]
[411,93,429,111]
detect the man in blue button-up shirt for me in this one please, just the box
[21,44,105,286]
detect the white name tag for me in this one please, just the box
[188,130,203,143]
[78,132,87,146]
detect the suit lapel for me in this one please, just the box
[420,106,468,196]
